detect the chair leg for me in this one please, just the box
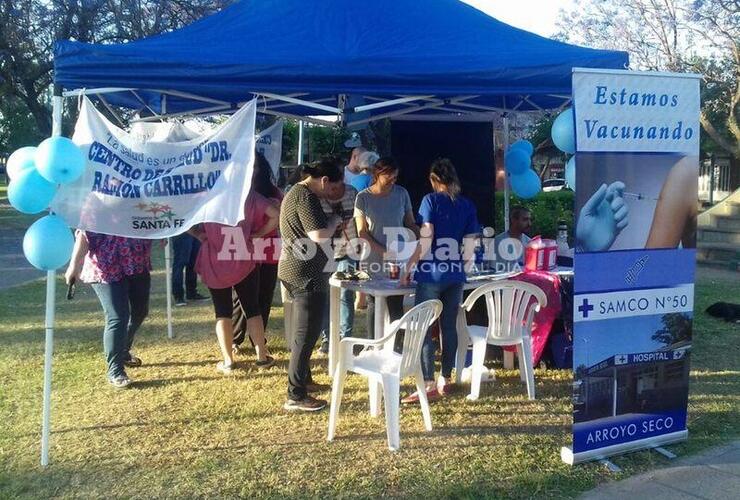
[522,338,536,400]
[455,311,468,385]
[415,370,433,431]
[327,367,347,441]
[467,338,487,401]
[516,344,526,382]
[369,378,380,417]
[382,375,401,451]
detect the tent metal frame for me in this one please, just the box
[39,83,562,468]
[63,87,557,126]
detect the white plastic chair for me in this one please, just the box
[327,299,442,451]
[458,280,546,401]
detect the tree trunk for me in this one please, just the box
[700,111,740,160]
[25,97,52,137]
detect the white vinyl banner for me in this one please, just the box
[255,120,284,176]
[573,69,700,153]
[52,97,257,238]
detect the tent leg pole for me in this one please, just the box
[165,239,174,339]
[297,120,304,164]
[159,94,174,340]
[41,86,63,467]
[503,115,510,232]
[41,270,56,468]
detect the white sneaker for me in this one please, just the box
[108,374,132,388]
[216,361,235,375]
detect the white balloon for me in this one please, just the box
[6,147,37,180]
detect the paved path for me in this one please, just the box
[0,229,44,290]
[580,440,740,499]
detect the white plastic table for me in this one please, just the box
[328,270,520,416]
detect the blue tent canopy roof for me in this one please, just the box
[54,0,628,118]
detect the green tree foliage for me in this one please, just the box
[0,0,234,147]
[281,121,351,165]
[494,191,574,238]
[556,0,739,159]
[652,313,693,346]
[0,96,46,156]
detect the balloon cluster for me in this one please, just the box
[504,139,540,199]
[6,138,84,270]
[550,107,576,190]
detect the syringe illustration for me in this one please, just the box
[622,191,658,201]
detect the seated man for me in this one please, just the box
[493,206,532,271]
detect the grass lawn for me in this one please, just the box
[0,260,737,498]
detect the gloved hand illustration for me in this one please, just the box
[576,181,629,251]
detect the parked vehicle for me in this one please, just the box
[543,178,567,192]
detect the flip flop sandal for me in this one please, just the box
[255,355,275,369]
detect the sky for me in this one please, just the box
[461,0,575,38]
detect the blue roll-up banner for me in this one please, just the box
[562,68,701,465]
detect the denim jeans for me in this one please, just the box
[286,286,327,400]
[172,233,200,299]
[91,272,151,378]
[416,281,463,381]
[366,295,405,340]
[321,258,356,341]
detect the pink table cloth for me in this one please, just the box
[503,270,562,366]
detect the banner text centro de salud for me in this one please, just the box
[51,98,257,239]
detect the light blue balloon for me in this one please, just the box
[510,169,542,199]
[7,147,37,180]
[505,147,531,175]
[23,215,74,271]
[551,108,576,154]
[7,168,58,214]
[565,156,576,190]
[509,139,534,157]
[35,137,85,184]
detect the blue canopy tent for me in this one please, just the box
[53,0,628,124]
[38,0,629,467]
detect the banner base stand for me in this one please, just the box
[653,446,677,460]
[599,459,621,473]
[561,430,688,465]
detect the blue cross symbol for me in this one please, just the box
[578,298,594,318]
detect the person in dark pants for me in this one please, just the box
[171,233,207,306]
[278,158,344,412]
[232,153,283,352]
[193,187,279,374]
[400,158,480,402]
[65,231,153,388]
[232,263,279,349]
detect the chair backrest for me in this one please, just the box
[462,280,547,343]
[396,299,443,378]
